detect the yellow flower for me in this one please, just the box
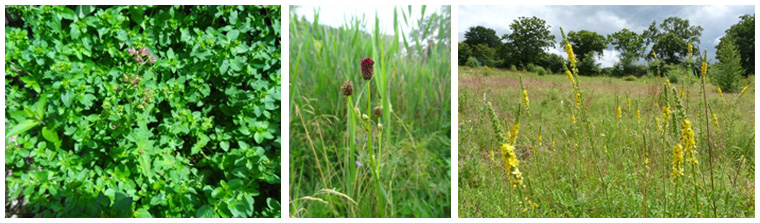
[537,134,542,146]
[672,144,684,179]
[616,106,622,120]
[682,118,698,165]
[636,109,640,122]
[500,143,523,187]
[571,115,576,124]
[510,122,520,144]
[688,43,693,54]
[626,98,631,110]
[522,89,530,109]
[663,105,671,121]
[718,87,723,98]
[712,113,718,128]
[652,51,658,59]
[679,89,684,99]
[566,70,575,84]
[701,61,707,78]
[489,149,495,161]
[575,93,581,109]
[740,85,749,97]
[604,145,608,153]
[565,43,576,68]
[644,157,650,170]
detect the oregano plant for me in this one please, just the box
[4,5,281,218]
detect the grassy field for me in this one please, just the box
[289,6,451,218]
[458,66,754,217]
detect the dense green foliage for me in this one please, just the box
[716,14,754,77]
[5,5,281,218]
[289,6,451,218]
[643,17,703,63]
[567,30,607,62]
[502,16,556,66]
[712,37,744,92]
[460,15,743,78]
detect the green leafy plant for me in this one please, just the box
[5,5,281,218]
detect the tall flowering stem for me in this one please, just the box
[699,50,717,217]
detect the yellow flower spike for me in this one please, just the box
[616,106,622,120]
[740,85,749,97]
[510,122,520,144]
[672,144,684,179]
[679,89,684,99]
[488,149,495,161]
[652,51,658,59]
[701,61,707,78]
[626,98,631,110]
[636,109,640,122]
[663,106,671,121]
[718,87,723,98]
[681,118,698,165]
[522,89,530,109]
[575,93,581,109]
[537,134,542,146]
[688,43,693,54]
[566,70,575,84]
[565,43,576,68]
[571,115,576,124]
[604,145,608,153]
[712,113,719,128]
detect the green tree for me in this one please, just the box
[503,16,555,66]
[642,17,703,64]
[459,42,473,65]
[567,30,607,62]
[716,14,754,77]
[713,36,744,92]
[608,28,645,62]
[463,25,501,48]
[471,43,497,67]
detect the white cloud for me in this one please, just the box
[294,5,442,37]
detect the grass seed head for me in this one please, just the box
[361,57,375,80]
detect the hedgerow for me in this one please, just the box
[4,5,281,218]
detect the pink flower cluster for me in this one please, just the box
[127,47,157,64]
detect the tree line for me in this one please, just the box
[459,14,754,82]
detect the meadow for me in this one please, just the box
[458,64,754,217]
[288,6,451,218]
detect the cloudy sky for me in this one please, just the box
[293,5,443,38]
[458,5,755,67]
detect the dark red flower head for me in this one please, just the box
[361,57,374,80]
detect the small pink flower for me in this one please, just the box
[139,47,149,57]
[148,55,157,63]
[127,48,137,56]
[114,87,120,92]
[355,160,363,167]
[136,56,144,63]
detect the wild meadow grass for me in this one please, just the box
[289,6,451,218]
[458,41,754,217]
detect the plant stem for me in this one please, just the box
[700,69,717,217]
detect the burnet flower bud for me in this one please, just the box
[342,80,353,96]
[373,106,382,117]
[361,57,374,80]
